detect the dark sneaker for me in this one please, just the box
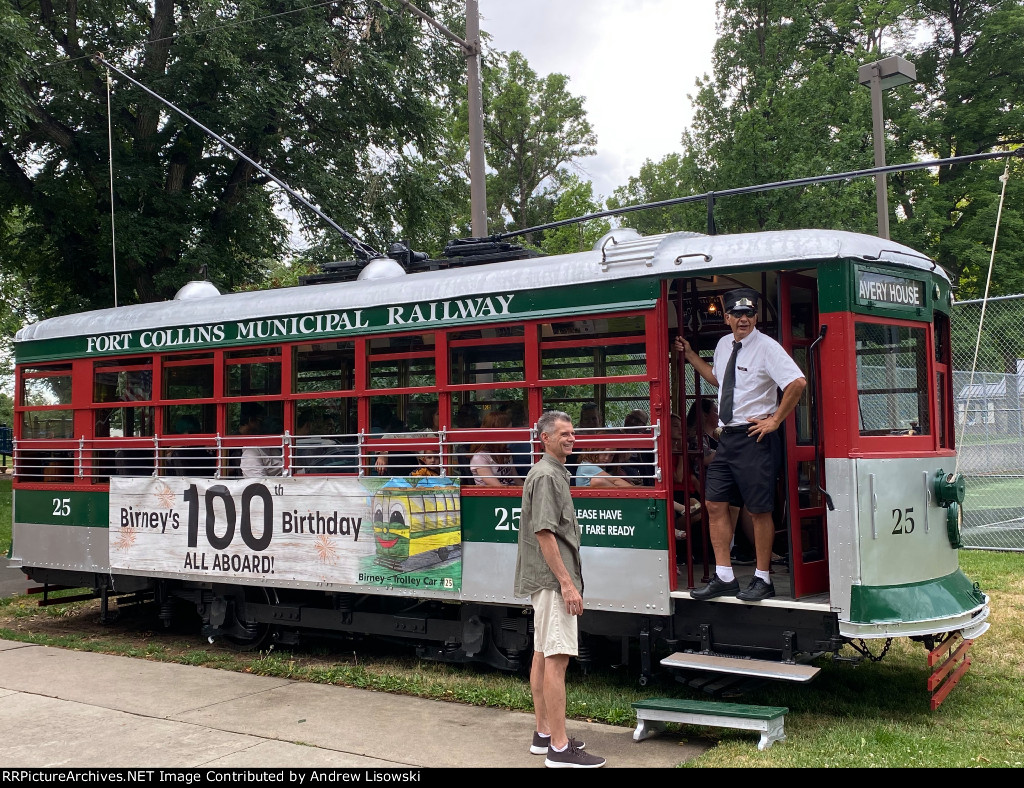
[730,549,755,566]
[545,741,606,768]
[690,573,740,600]
[531,732,585,755]
[736,576,776,601]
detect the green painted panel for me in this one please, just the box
[461,495,668,549]
[817,259,949,319]
[14,488,109,528]
[848,569,985,624]
[15,280,659,364]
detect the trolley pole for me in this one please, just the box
[398,1,488,238]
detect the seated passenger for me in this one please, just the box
[238,407,283,478]
[469,411,521,487]
[167,415,216,477]
[575,450,635,488]
[293,411,342,473]
[411,448,441,477]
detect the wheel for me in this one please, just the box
[221,586,276,651]
[639,675,649,687]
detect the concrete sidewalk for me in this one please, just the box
[0,638,707,768]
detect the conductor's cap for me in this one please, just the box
[724,288,759,314]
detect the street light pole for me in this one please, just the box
[866,64,890,239]
[397,1,488,238]
[858,56,916,240]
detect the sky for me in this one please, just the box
[476,0,719,200]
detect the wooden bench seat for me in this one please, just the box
[631,697,788,750]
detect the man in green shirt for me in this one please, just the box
[514,410,606,769]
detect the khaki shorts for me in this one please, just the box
[531,587,579,657]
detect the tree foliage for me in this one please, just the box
[610,0,1023,297]
[477,50,597,238]
[538,174,610,256]
[0,0,464,316]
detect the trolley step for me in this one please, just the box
[632,697,789,750]
[661,651,821,682]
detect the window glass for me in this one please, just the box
[542,383,651,429]
[226,348,281,397]
[94,358,153,403]
[20,365,72,406]
[367,333,435,390]
[226,401,284,436]
[540,316,646,381]
[294,341,356,393]
[20,410,74,439]
[369,395,439,433]
[855,323,930,436]
[295,397,358,437]
[163,353,214,400]
[101,406,155,437]
[164,404,217,434]
[449,327,525,385]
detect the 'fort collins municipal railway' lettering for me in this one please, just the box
[387,294,515,324]
[83,294,516,355]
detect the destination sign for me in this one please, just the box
[856,270,924,309]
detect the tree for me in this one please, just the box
[618,0,1023,299]
[895,0,1024,297]
[0,0,464,317]
[539,175,610,256]
[475,50,597,238]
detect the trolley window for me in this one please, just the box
[367,333,437,433]
[294,341,356,393]
[93,357,153,403]
[225,348,282,398]
[855,322,930,436]
[19,364,73,407]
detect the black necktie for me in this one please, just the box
[719,341,742,424]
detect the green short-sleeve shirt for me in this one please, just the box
[514,453,583,598]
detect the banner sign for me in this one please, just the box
[108,475,462,592]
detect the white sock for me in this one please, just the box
[551,742,568,752]
[537,732,550,739]
[716,565,735,582]
[755,569,771,583]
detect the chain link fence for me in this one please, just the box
[952,294,1024,551]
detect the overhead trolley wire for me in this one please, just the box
[95,54,380,261]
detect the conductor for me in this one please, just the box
[675,287,806,602]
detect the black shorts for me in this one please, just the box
[704,428,781,514]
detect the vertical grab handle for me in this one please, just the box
[869,473,878,540]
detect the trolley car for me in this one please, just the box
[8,226,988,704]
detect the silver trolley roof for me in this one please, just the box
[16,228,942,343]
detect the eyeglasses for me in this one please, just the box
[728,308,756,318]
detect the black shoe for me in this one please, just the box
[730,549,755,566]
[736,576,776,601]
[690,573,740,600]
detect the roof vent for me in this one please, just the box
[173,280,221,300]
